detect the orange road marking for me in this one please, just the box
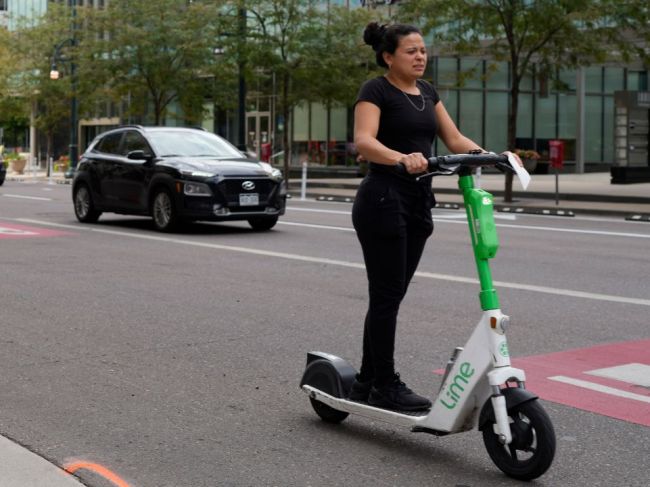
[64,461,131,487]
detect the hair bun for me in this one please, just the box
[363,22,385,51]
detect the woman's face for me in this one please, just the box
[384,33,427,79]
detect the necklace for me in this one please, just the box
[401,89,426,112]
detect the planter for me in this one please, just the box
[522,158,537,173]
[10,158,27,175]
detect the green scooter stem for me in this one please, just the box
[459,175,500,310]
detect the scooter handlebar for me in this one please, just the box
[426,152,513,176]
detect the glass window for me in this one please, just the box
[535,95,556,139]
[122,131,152,156]
[329,106,347,142]
[516,94,533,139]
[436,57,458,88]
[460,59,483,88]
[485,93,508,152]
[486,62,508,90]
[585,66,602,93]
[558,94,576,139]
[147,130,243,158]
[558,68,576,92]
[0,1,7,11]
[95,132,123,155]
[604,68,624,93]
[310,102,327,141]
[585,95,602,162]
[603,96,614,163]
[519,70,533,92]
[459,91,483,145]
[293,103,309,142]
[435,89,457,155]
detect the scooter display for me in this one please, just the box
[300,152,555,481]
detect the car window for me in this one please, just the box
[122,131,152,156]
[95,132,123,155]
[147,130,243,159]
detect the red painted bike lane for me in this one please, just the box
[512,339,650,427]
[0,222,70,239]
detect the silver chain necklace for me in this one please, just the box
[401,89,426,111]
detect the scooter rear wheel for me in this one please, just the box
[309,398,349,423]
[482,399,555,480]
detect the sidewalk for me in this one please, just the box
[5,168,650,219]
[290,171,650,219]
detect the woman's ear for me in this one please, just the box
[382,51,393,68]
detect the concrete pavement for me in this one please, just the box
[289,170,650,219]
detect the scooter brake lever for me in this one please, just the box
[415,170,456,181]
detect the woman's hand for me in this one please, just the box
[399,152,428,174]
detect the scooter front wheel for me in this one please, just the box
[482,399,555,480]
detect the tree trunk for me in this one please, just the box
[505,74,520,203]
[282,72,290,190]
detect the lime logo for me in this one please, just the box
[440,362,475,410]
[482,196,492,205]
[499,342,509,357]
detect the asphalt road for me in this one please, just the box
[1,180,649,487]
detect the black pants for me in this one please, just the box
[352,172,434,386]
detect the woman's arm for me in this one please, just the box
[435,102,485,154]
[354,102,404,165]
[354,101,428,173]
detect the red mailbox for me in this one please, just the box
[549,140,564,169]
[260,143,271,162]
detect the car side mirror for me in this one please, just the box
[127,150,153,161]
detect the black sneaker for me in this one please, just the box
[348,375,372,402]
[367,373,432,412]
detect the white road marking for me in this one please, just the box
[585,363,650,387]
[15,218,650,308]
[278,221,354,232]
[3,194,52,201]
[286,206,650,240]
[0,226,37,236]
[548,376,650,404]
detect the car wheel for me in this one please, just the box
[151,188,179,232]
[73,183,101,223]
[247,216,278,231]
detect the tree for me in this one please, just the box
[244,0,323,181]
[304,3,379,162]
[398,0,646,201]
[89,0,225,125]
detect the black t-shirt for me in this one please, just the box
[355,76,440,159]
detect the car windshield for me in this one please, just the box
[148,130,244,159]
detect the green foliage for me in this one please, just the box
[86,0,228,124]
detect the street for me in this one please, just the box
[1,179,649,487]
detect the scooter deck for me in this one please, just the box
[303,385,433,429]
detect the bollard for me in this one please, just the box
[300,161,307,201]
[48,157,54,185]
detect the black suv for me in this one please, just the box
[72,126,286,231]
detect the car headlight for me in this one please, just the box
[184,181,212,196]
[260,162,283,180]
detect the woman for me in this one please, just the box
[350,22,519,412]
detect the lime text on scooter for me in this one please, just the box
[440,362,475,410]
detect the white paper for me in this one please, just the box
[507,152,531,191]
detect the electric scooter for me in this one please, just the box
[300,152,555,481]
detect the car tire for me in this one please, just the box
[73,183,101,223]
[247,216,278,231]
[151,188,180,232]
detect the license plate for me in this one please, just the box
[239,193,259,206]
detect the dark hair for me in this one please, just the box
[363,22,422,69]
